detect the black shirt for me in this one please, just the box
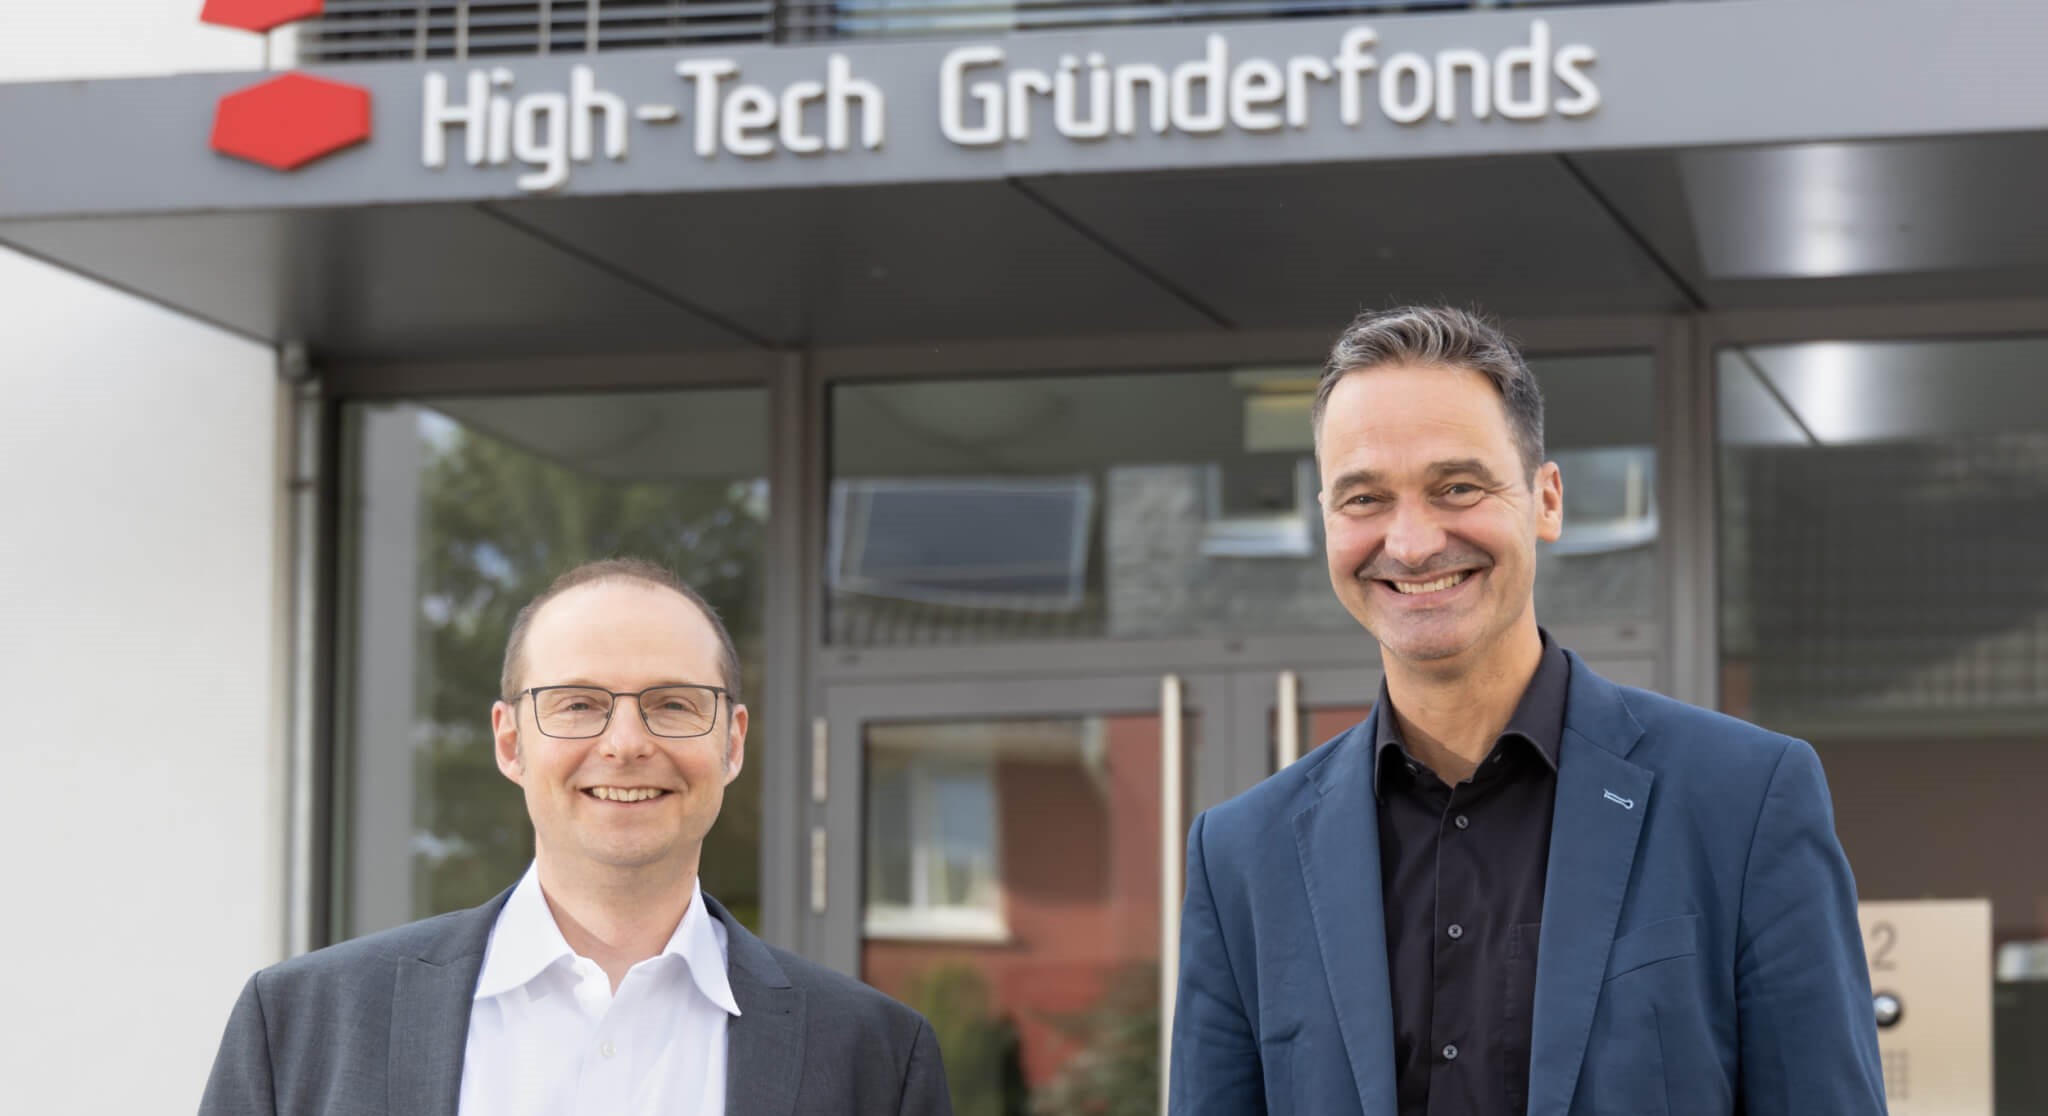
[1373,633,1569,1116]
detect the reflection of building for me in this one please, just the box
[9,1,2048,1111]
[862,718,1162,1091]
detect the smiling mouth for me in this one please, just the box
[584,787,670,803]
[1381,571,1472,595]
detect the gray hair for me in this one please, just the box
[1312,305,1546,480]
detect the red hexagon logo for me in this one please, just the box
[211,73,371,171]
[201,0,325,33]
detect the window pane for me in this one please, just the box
[1717,336,2048,1095]
[862,714,1185,1116]
[929,766,997,908]
[867,758,914,907]
[337,388,768,939]
[828,358,1655,645]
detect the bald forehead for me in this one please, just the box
[521,579,723,685]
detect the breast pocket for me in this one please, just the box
[1604,914,1698,981]
[1576,915,1701,1116]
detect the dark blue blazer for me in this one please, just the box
[1169,652,1887,1116]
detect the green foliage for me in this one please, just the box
[396,417,767,921]
[902,963,1029,1116]
[1029,962,1160,1116]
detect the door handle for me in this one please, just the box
[1275,669,1301,771]
[1158,673,1184,1116]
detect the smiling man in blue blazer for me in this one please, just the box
[1170,307,1886,1116]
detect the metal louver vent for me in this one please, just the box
[299,1,780,63]
[297,0,1657,61]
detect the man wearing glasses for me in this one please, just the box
[201,558,952,1116]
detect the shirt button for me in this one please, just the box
[1442,1043,1459,1061]
[600,1040,616,1059]
[1454,814,1470,830]
[1447,923,1464,940]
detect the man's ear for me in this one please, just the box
[491,700,526,785]
[722,704,749,786]
[1534,460,1564,543]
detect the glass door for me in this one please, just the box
[816,671,1232,1116]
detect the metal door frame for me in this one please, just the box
[808,668,1238,974]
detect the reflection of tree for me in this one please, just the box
[411,425,767,926]
[1031,963,1160,1116]
[902,963,1028,1116]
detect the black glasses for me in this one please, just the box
[515,684,730,739]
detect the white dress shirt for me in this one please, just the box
[457,864,741,1116]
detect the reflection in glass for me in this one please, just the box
[829,356,1656,646]
[863,715,1182,1116]
[1717,337,2048,1108]
[337,389,768,939]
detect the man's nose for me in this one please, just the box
[600,696,658,758]
[1382,499,1450,570]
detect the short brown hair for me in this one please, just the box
[499,557,742,704]
[1313,305,1546,479]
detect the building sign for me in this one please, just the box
[25,0,2045,222]
[419,19,1599,194]
[1859,899,1994,1115]
[202,0,373,172]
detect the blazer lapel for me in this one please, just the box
[712,897,807,1116]
[1293,718,1400,1116]
[388,890,508,1116]
[1526,655,1653,1116]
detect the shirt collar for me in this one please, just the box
[1372,629,1570,801]
[473,863,742,1018]
[668,879,741,1017]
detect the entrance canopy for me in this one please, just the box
[4,0,2045,364]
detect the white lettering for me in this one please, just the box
[1171,35,1229,134]
[1434,48,1490,122]
[570,65,626,161]
[677,58,737,157]
[1284,55,1332,129]
[1555,42,1600,116]
[826,55,884,151]
[431,21,1606,179]
[1332,28,1377,127]
[1055,54,1112,141]
[1007,67,1052,141]
[512,92,569,192]
[487,69,515,165]
[723,84,779,157]
[422,71,489,168]
[941,46,1006,146]
[1494,19,1549,121]
[1380,52,1432,125]
[781,81,826,154]
[1228,59,1285,132]
[1113,63,1169,136]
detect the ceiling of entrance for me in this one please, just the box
[5,131,2045,365]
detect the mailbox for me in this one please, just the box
[1859,899,1994,1115]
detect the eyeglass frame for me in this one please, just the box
[509,683,734,740]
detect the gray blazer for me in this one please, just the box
[199,890,952,1116]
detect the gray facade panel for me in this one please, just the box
[2,0,2043,220]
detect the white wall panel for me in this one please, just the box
[0,9,280,1110]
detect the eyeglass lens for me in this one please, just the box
[532,686,718,738]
